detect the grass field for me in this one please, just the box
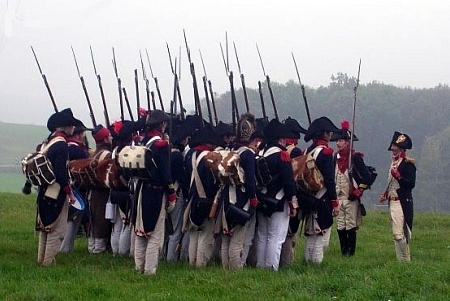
[1,192,449,301]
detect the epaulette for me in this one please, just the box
[404,156,415,164]
[322,147,334,155]
[280,150,291,162]
[354,151,364,158]
[154,139,169,148]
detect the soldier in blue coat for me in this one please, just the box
[255,119,298,271]
[182,127,221,268]
[302,116,340,264]
[132,110,177,275]
[36,108,78,266]
[379,131,416,262]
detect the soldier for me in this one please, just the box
[215,121,235,149]
[166,124,191,262]
[132,110,177,275]
[182,127,220,268]
[60,120,91,253]
[332,120,371,256]
[302,116,340,264]
[280,116,307,267]
[255,119,298,271]
[379,131,416,262]
[36,108,78,266]
[220,113,259,269]
[87,124,113,254]
[109,120,136,256]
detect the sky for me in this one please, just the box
[0,0,449,126]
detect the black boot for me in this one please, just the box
[346,228,357,256]
[337,229,348,256]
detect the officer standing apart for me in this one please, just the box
[379,131,416,262]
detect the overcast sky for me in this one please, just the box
[0,0,448,126]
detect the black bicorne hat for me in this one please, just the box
[388,131,412,150]
[264,119,297,142]
[304,116,340,142]
[215,121,235,137]
[46,108,78,132]
[145,109,170,127]
[189,127,220,148]
[73,119,91,134]
[283,116,307,139]
[330,120,359,142]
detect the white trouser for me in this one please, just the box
[256,202,289,271]
[241,214,256,266]
[110,213,131,255]
[304,227,331,263]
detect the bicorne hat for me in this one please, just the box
[46,108,78,132]
[264,119,297,142]
[283,116,307,139]
[388,131,412,150]
[331,120,359,142]
[145,109,170,127]
[189,127,220,148]
[215,121,235,137]
[304,116,340,142]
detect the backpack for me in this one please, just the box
[21,137,66,186]
[204,149,243,185]
[353,164,378,189]
[117,136,160,180]
[255,147,281,186]
[291,146,325,195]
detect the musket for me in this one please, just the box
[220,42,238,128]
[145,48,164,111]
[349,59,362,174]
[134,69,140,118]
[258,80,268,122]
[122,87,135,122]
[139,50,152,111]
[112,47,124,121]
[166,43,185,120]
[233,42,250,112]
[150,91,157,110]
[200,50,218,126]
[71,46,97,127]
[183,29,203,127]
[199,49,214,126]
[291,52,312,125]
[256,43,278,121]
[208,80,219,126]
[30,46,58,113]
[90,46,110,127]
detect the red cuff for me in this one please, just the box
[331,200,339,208]
[250,198,259,207]
[63,186,72,195]
[168,193,177,203]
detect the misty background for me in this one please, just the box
[1,0,449,126]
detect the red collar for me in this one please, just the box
[394,151,407,160]
[313,139,329,147]
[194,145,214,152]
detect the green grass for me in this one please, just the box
[1,192,449,301]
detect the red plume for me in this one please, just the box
[341,120,350,130]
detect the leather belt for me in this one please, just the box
[390,197,400,201]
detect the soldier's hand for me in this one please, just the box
[379,192,388,203]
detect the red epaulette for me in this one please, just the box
[154,139,169,148]
[280,150,291,162]
[354,151,364,157]
[322,147,334,155]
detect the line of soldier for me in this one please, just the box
[33,107,416,271]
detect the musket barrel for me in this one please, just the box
[122,87,134,122]
[208,80,219,126]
